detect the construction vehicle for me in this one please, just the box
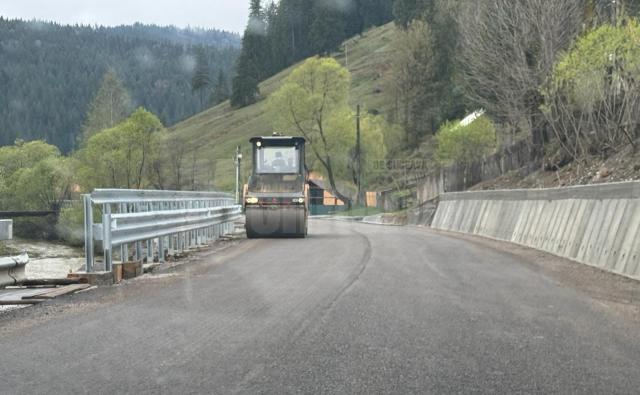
[244,135,308,238]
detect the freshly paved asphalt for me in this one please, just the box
[1,220,640,394]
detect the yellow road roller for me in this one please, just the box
[244,135,308,238]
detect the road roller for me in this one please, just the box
[244,135,308,238]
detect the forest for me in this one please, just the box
[0,18,240,153]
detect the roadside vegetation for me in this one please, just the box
[436,115,497,188]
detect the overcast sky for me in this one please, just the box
[0,0,249,33]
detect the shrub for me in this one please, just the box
[436,115,496,166]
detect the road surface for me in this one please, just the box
[1,220,640,394]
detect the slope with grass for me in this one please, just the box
[168,23,399,192]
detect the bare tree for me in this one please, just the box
[587,0,638,26]
[457,0,584,155]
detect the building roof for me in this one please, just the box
[308,178,330,191]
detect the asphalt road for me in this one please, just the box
[1,219,640,394]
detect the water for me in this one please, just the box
[2,239,84,279]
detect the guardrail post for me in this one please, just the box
[146,202,152,262]
[158,236,165,263]
[102,209,112,272]
[120,203,128,263]
[83,194,94,272]
[135,203,142,263]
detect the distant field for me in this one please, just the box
[168,23,399,192]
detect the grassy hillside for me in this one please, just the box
[168,23,399,192]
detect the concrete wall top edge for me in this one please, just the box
[440,181,640,201]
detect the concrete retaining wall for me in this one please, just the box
[407,198,439,227]
[432,182,640,280]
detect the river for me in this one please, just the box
[2,239,84,279]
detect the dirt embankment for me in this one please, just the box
[472,144,640,191]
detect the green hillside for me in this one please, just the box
[168,23,399,192]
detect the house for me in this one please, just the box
[307,177,347,215]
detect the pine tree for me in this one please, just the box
[357,0,395,29]
[191,46,211,110]
[310,1,348,54]
[231,0,267,107]
[249,0,262,16]
[82,68,133,141]
[393,0,428,28]
[210,70,230,105]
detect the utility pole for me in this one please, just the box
[356,104,362,207]
[235,146,242,205]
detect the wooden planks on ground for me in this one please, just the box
[19,278,87,287]
[22,284,92,300]
[0,299,47,305]
[0,283,93,305]
[0,288,54,301]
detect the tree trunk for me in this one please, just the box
[324,156,351,206]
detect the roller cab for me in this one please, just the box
[244,135,308,238]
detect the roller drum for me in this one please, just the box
[245,207,307,238]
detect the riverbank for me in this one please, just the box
[1,239,84,279]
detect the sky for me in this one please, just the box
[0,0,249,33]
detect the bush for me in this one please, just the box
[436,115,496,166]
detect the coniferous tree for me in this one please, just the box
[390,0,465,135]
[357,0,395,29]
[310,1,348,54]
[393,0,428,28]
[231,0,267,107]
[82,69,133,141]
[210,70,230,105]
[192,46,211,110]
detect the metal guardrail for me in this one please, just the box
[84,189,242,273]
[0,253,29,271]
